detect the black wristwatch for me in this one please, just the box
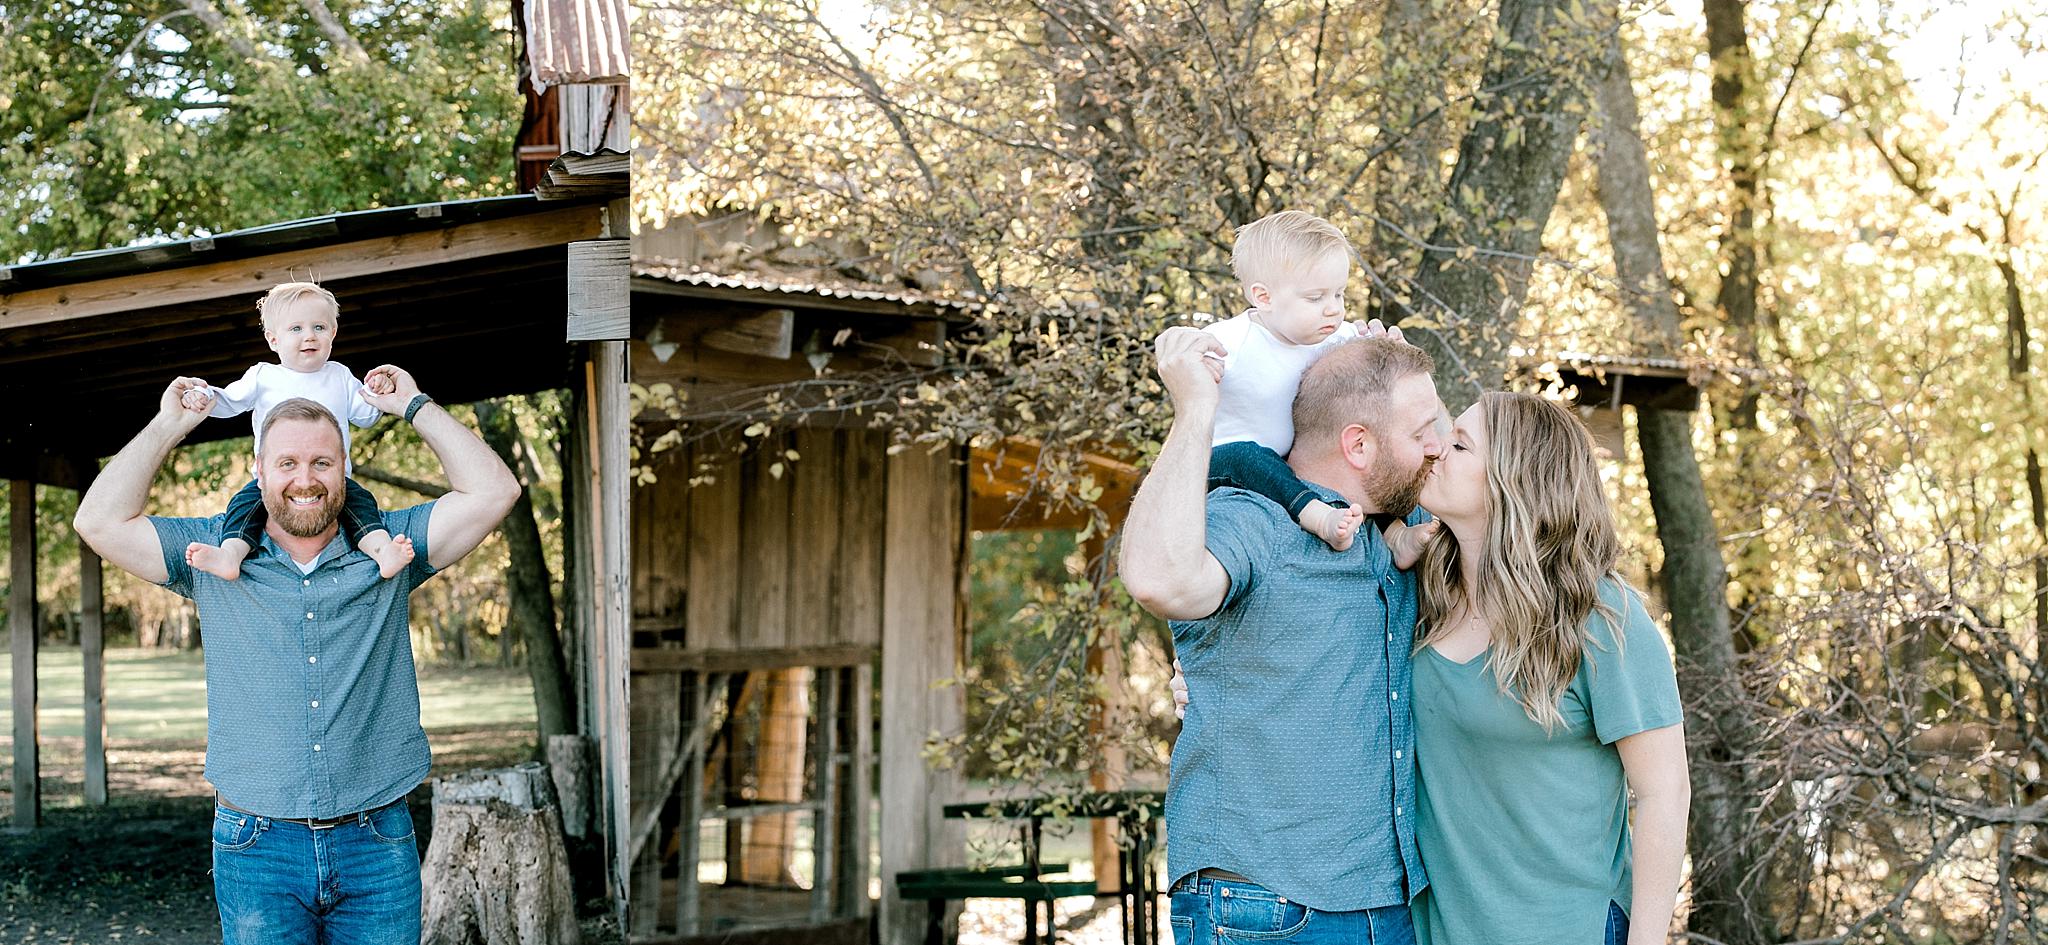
[404,393,434,424]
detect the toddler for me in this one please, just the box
[1187,210,1430,560]
[179,282,414,579]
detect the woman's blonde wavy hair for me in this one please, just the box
[1416,391,1624,732]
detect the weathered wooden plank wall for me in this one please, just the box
[638,429,891,655]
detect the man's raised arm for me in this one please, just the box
[75,377,216,583]
[361,365,520,570]
[1119,329,1233,621]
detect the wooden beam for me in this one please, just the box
[80,540,107,807]
[10,479,39,828]
[857,318,946,368]
[591,341,635,923]
[877,446,966,945]
[700,309,795,360]
[567,240,631,342]
[630,644,874,674]
[842,663,874,919]
[0,204,603,329]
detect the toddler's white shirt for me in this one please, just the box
[1202,313,1360,456]
[207,361,382,472]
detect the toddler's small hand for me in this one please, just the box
[180,387,213,413]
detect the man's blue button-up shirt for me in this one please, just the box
[1166,487,1426,912]
[151,502,438,819]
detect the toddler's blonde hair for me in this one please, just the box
[257,282,340,331]
[1230,211,1352,285]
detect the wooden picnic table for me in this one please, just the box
[943,789,1166,945]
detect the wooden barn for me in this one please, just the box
[626,213,1150,945]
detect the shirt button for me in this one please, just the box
[310,700,320,708]
[1390,692,1399,701]
[308,656,317,664]
[306,612,315,620]
[1395,806,1403,816]
[313,744,322,752]
[303,580,310,587]
[1395,750,1404,759]
[1386,632,1393,642]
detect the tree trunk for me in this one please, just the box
[546,733,595,840]
[1704,0,1763,434]
[421,762,581,945]
[1404,0,1599,411]
[1701,0,1774,658]
[475,398,578,742]
[1589,26,1775,943]
[1364,0,1451,299]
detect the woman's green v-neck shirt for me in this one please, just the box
[1410,579,1683,945]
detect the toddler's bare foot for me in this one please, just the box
[185,541,247,581]
[1385,519,1442,569]
[368,534,415,578]
[1299,500,1364,552]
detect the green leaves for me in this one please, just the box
[1,0,518,263]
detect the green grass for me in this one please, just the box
[0,646,536,742]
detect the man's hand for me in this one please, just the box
[162,377,213,434]
[1154,326,1228,416]
[1170,658,1190,720]
[360,364,422,416]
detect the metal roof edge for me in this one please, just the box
[2,193,607,292]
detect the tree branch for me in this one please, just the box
[354,465,449,499]
[175,0,271,62]
[297,0,371,63]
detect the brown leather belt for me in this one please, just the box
[217,795,398,830]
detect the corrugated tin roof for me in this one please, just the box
[1512,345,1692,376]
[1,194,592,292]
[633,259,989,314]
[525,0,629,89]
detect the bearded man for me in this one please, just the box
[1121,328,1444,945]
[73,369,520,945]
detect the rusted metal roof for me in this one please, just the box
[633,259,989,315]
[1527,349,1691,376]
[524,0,629,89]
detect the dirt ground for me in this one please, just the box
[0,726,621,945]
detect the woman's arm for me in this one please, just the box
[1617,723,1689,945]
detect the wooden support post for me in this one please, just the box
[811,666,841,923]
[80,542,107,807]
[675,671,719,936]
[587,342,634,924]
[878,447,966,945]
[842,662,874,919]
[10,479,39,828]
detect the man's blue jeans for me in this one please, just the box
[211,801,422,944]
[1170,874,1415,945]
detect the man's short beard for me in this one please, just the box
[1366,450,1433,518]
[268,489,342,537]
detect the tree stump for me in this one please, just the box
[421,762,581,945]
[546,734,594,840]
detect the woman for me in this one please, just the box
[1173,392,1690,945]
